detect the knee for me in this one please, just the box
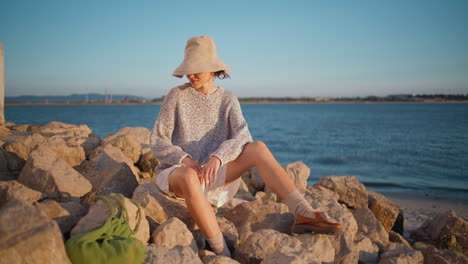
[175,167,200,192]
[246,141,269,155]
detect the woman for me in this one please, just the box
[150,36,341,257]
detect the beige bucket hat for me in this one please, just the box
[172,36,232,78]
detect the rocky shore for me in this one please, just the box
[0,121,467,264]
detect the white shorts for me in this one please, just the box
[156,164,241,208]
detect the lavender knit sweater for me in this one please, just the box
[150,83,253,174]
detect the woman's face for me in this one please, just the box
[186,72,214,90]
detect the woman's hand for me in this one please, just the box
[181,156,202,179]
[201,156,221,188]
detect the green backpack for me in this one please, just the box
[66,193,147,264]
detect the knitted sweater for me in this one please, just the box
[150,83,253,174]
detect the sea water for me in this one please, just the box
[5,103,467,200]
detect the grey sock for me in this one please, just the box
[284,190,316,218]
[206,232,231,258]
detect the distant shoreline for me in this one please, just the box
[5,100,468,106]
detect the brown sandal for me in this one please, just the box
[291,212,342,235]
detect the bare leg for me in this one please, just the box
[169,167,220,239]
[226,141,341,234]
[225,141,296,199]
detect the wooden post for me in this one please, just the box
[0,41,4,126]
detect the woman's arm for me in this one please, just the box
[150,89,191,166]
[210,96,253,166]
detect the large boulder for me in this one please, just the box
[315,176,368,209]
[354,237,379,264]
[143,245,202,264]
[35,199,87,236]
[328,234,359,264]
[0,181,43,206]
[282,161,310,192]
[81,144,139,197]
[223,198,294,244]
[389,231,411,247]
[261,247,320,264]
[65,136,101,158]
[410,210,468,256]
[0,147,23,180]
[132,184,194,232]
[151,217,198,252]
[352,208,389,248]
[378,242,424,264]
[17,145,92,198]
[422,245,468,264]
[233,180,256,202]
[0,125,10,136]
[296,233,335,263]
[103,127,151,146]
[0,199,72,264]
[29,121,98,138]
[99,134,142,164]
[37,136,86,167]
[265,161,310,197]
[368,191,402,233]
[236,229,302,264]
[0,130,32,146]
[218,197,249,215]
[4,133,46,161]
[6,123,31,132]
[304,185,358,238]
[4,134,86,169]
[70,195,149,245]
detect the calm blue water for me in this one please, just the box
[5,103,468,199]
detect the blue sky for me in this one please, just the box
[1,0,467,98]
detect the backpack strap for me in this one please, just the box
[108,193,144,234]
[95,195,117,218]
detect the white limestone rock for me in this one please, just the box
[0,199,72,264]
[132,184,194,232]
[35,199,87,235]
[368,190,402,233]
[100,134,142,164]
[103,127,151,146]
[144,245,203,264]
[0,180,43,206]
[296,233,335,263]
[315,176,368,209]
[410,210,468,256]
[223,198,294,244]
[352,207,389,248]
[81,144,139,197]
[17,145,92,198]
[237,229,302,264]
[378,242,424,264]
[261,247,321,264]
[151,217,198,252]
[354,237,379,264]
[30,121,98,138]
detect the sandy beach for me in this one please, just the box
[383,192,468,238]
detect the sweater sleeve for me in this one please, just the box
[211,96,253,166]
[150,89,190,166]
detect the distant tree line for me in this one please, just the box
[7,93,467,105]
[236,94,468,103]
